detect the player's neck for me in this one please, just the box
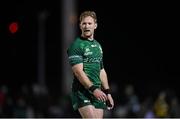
[81,35,94,41]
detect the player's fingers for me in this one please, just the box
[98,94,106,102]
[109,100,114,109]
[98,96,104,102]
[101,93,107,102]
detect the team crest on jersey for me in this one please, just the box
[91,44,97,47]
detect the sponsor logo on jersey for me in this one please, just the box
[84,100,90,103]
[84,48,93,56]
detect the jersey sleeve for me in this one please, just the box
[67,43,84,66]
[100,58,104,69]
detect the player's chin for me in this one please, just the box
[84,33,92,38]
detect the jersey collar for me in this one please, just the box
[80,36,94,42]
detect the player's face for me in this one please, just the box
[80,16,97,39]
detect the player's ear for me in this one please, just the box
[95,23,97,29]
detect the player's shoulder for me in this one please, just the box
[70,37,84,46]
[68,37,84,50]
[94,39,102,46]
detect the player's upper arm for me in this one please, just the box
[67,42,83,66]
[72,63,83,75]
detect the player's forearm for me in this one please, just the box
[72,64,94,89]
[100,69,110,90]
[73,69,93,89]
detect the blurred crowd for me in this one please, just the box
[0,83,180,118]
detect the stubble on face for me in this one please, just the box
[80,16,97,39]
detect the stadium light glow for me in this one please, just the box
[9,22,19,34]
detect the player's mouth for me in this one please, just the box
[84,29,90,32]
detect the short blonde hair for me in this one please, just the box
[79,11,97,23]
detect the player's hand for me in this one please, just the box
[106,94,114,110]
[93,88,107,102]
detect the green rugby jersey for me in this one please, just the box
[67,37,104,90]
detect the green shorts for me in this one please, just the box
[70,89,107,110]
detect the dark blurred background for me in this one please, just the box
[0,0,180,118]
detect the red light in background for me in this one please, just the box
[9,22,19,34]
